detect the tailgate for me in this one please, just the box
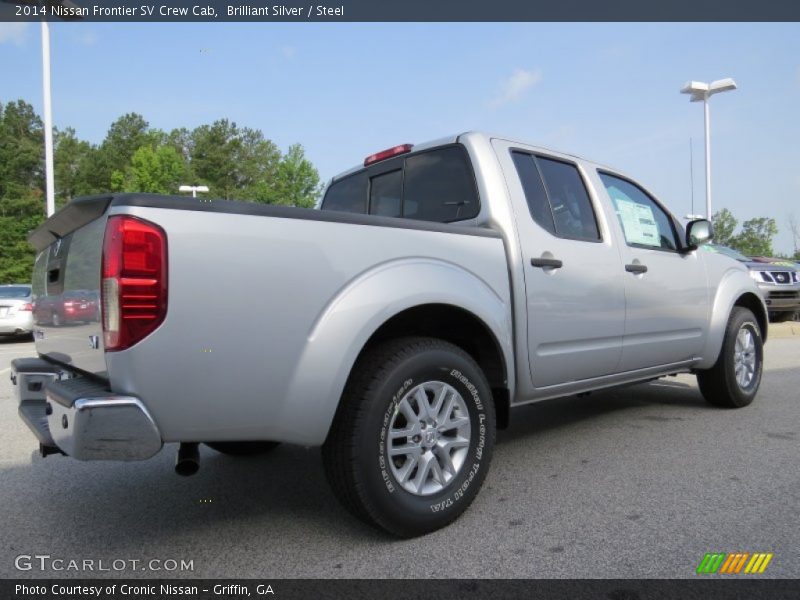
[29,196,112,378]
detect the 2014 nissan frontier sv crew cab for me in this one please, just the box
[12,132,767,537]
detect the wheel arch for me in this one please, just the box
[696,269,769,370]
[280,258,514,445]
[353,303,511,429]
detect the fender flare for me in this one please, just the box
[696,268,768,370]
[279,257,514,445]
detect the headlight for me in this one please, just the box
[748,270,763,282]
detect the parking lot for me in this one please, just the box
[1,329,798,579]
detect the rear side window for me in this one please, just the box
[403,146,479,222]
[321,145,479,223]
[321,171,367,213]
[512,152,601,242]
[512,152,555,235]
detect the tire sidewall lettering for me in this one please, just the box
[374,359,492,514]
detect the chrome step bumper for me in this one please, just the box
[12,358,163,461]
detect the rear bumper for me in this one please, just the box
[0,311,34,334]
[11,358,162,461]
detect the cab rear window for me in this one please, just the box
[321,145,479,223]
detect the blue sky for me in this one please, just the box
[2,22,799,253]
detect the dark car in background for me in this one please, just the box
[702,244,800,322]
[33,289,100,326]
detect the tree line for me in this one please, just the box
[711,208,800,259]
[0,99,322,283]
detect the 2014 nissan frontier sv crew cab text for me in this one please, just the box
[12,132,767,537]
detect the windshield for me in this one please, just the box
[0,286,31,299]
[703,244,750,262]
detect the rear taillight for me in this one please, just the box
[19,303,33,311]
[101,215,167,351]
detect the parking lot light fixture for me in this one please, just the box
[681,78,737,221]
[178,185,210,198]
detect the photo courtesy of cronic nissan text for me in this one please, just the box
[0,1,799,599]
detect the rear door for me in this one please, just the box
[493,140,626,388]
[596,172,708,370]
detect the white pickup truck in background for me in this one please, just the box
[12,132,767,537]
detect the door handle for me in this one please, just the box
[625,263,648,274]
[531,257,563,269]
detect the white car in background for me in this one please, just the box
[0,284,34,337]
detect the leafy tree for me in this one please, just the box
[0,99,323,282]
[0,197,44,283]
[711,208,737,247]
[84,113,154,192]
[54,127,93,207]
[114,144,186,194]
[730,217,778,257]
[253,144,320,207]
[191,119,280,200]
[0,100,43,199]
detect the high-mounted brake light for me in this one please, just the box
[101,215,167,351]
[364,144,414,166]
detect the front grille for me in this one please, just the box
[769,291,799,300]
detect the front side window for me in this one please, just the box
[599,173,679,251]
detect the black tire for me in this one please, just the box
[697,307,763,408]
[205,441,280,455]
[322,337,496,538]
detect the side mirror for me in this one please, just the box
[686,219,713,250]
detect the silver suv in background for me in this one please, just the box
[703,244,800,322]
[0,284,34,337]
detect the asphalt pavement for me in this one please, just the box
[1,332,798,579]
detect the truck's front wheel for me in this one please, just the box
[322,337,495,537]
[697,307,763,408]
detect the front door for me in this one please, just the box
[596,171,708,371]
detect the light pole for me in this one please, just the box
[178,185,210,198]
[680,78,737,220]
[41,19,55,217]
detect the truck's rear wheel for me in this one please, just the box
[697,307,763,408]
[205,441,280,455]
[322,337,495,538]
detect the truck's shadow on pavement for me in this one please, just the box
[499,377,704,444]
[0,377,726,567]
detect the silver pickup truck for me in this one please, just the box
[12,132,767,537]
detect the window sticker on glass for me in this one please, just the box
[613,196,660,246]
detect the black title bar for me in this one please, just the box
[2,0,800,22]
[5,579,800,600]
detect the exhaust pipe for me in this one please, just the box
[175,442,200,476]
